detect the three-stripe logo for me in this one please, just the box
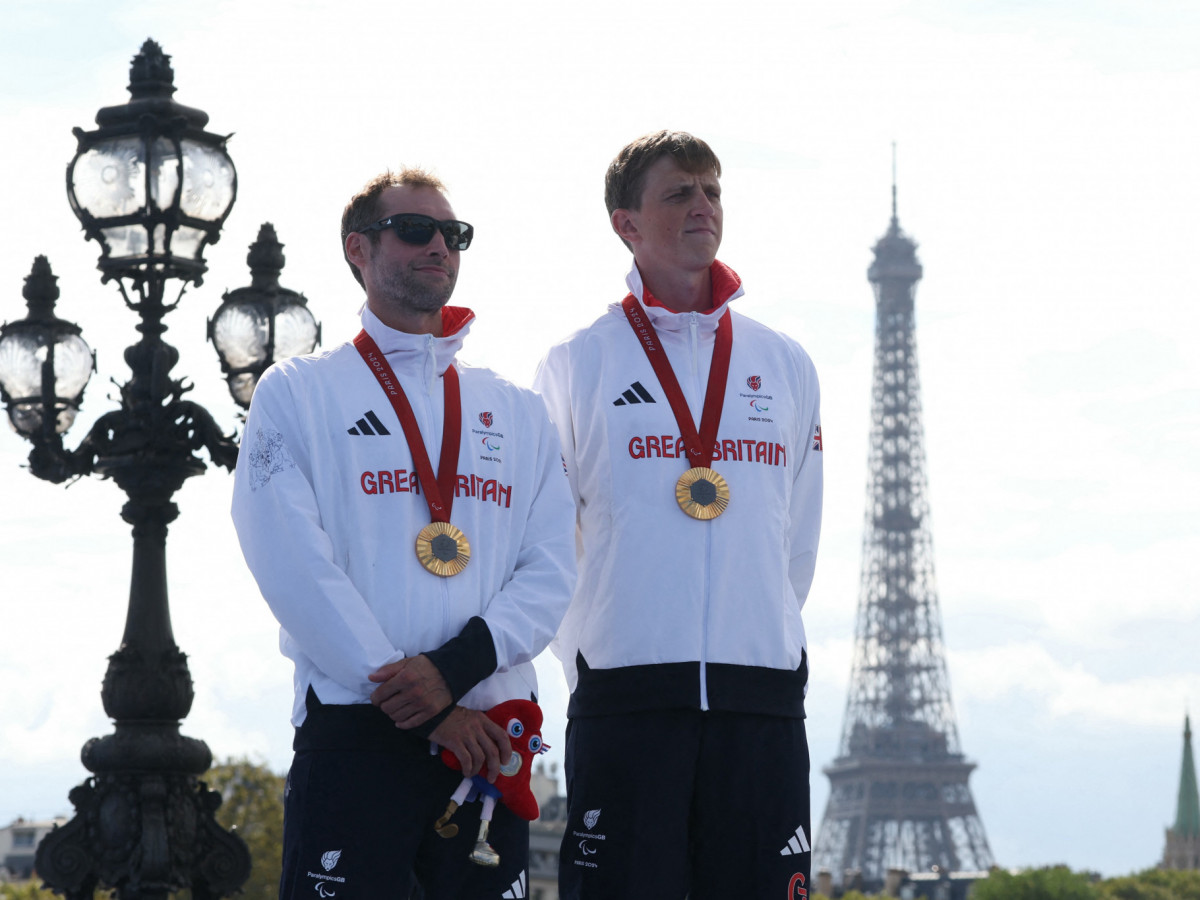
[501,871,528,898]
[780,825,811,856]
[612,381,656,406]
[347,410,391,436]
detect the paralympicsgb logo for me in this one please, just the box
[479,412,494,427]
[746,375,762,391]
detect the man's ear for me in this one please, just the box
[345,230,371,272]
[611,208,639,246]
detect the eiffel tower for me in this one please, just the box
[812,175,993,889]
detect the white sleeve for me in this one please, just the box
[532,343,582,512]
[231,367,403,697]
[479,393,577,671]
[788,356,823,611]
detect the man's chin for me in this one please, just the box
[383,275,455,313]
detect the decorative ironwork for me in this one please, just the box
[209,223,320,409]
[65,39,235,290]
[0,257,95,440]
[0,40,253,899]
[813,180,993,889]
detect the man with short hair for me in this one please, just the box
[535,132,823,898]
[233,167,576,899]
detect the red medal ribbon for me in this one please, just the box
[353,330,461,523]
[620,295,732,470]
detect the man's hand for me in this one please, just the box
[368,655,453,728]
[430,707,513,782]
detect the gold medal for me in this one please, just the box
[416,521,471,577]
[621,295,735,525]
[675,467,730,520]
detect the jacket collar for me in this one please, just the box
[361,305,474,376]
[622,260,744,332]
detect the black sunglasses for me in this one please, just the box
[359,213,474,251]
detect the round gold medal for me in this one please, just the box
[675,467,731,520]
[416,522,471,576]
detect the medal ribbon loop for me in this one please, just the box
[620,295,732,470]
[353,330,461,523]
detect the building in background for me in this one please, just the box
[811,178,993,891]
[1162,714,1200,871]
[0,817,67,881]
[528,761,567,900]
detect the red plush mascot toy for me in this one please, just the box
[433,699,547,866]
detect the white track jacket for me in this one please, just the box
[533,262,822,719]
[233,307,576,727]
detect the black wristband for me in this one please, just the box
[423,616,498,703]
[409,702,456,740]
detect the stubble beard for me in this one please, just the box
[379,264,457,317]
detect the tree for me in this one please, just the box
[1097,868,1200,900]
[0,884,59,900]
[970,866,1100,900]
[182,757,286,900]
[0,759,283,900]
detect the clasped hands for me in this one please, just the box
[369,655,511,781]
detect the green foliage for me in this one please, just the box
[172,757,286,900]
[1097,867,1200,900]
[0,884,60,900]
[0,761,284,900]
[0,759,285,900]
[969,867,1100,900]
[810,867,1200,900]
[204,757,286,900]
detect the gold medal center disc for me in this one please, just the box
[416,522,471,576]
[675,467,730,520]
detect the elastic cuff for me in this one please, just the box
[423,616,498,703]
[409,702,456,740]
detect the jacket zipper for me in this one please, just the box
[689,311,712,712]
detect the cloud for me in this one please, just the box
[951,641,1200,730]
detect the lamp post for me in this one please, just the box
[210,223,321,409]
[0,40,259,899]
[0,257,95,446]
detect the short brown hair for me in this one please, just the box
[605,129,721,218]
[341,167,448,287]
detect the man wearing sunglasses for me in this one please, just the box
[232,168,576,899]
[534,132,823,899]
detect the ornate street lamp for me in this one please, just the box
[5,40,252,900]
[66,41,235,290]
[210,223,321,409]
[0,257,95,444]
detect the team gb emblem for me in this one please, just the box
[479,412,493,427]
[746,375,762,391]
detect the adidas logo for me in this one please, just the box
[612,381,656,406]
[347,410,391,436]
[501,870,528,898]
[780,825,810,856]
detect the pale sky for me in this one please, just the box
[1,0,1198,879]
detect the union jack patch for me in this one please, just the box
[812,425,823,452]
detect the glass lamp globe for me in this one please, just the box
[0,257,95,437]
[209,224,319,408]
[66,40,236,284]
